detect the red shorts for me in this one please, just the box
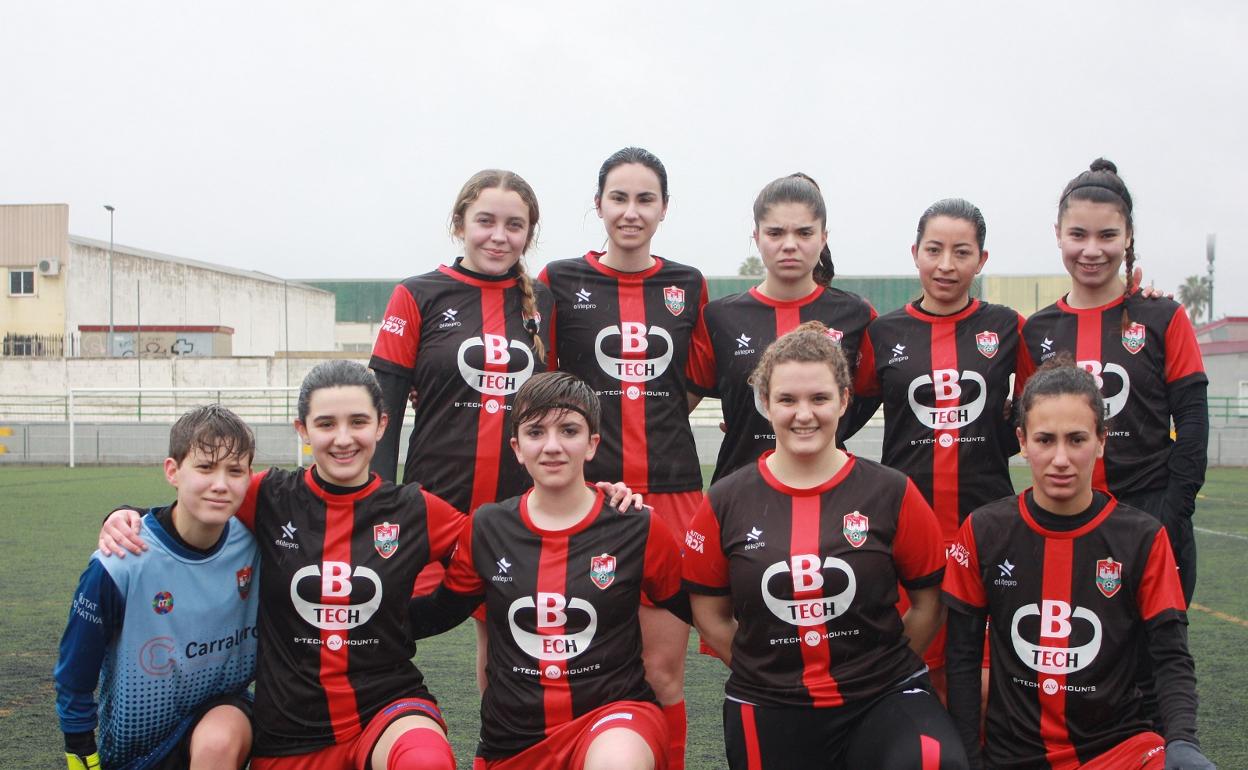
[1064,731,1165,770]
[250,698,446,770]
[641,490,702,609]
[473,701,668,770]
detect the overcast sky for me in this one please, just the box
[3,2,1244,315]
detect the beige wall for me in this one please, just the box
[983,275,1070,317]
[1,204,70,336]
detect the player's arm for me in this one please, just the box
[99,472,265,556]
[369,283,423,483]
[408,585,483,639]
[54,559,124,769]
[944,606,987,770]
[372,368,413,483]
[410,510,484,638]
[690,594,735,665]
[900,585,944,655]
[641,515,693,625]
[893,479,947,654]
[1161,306,1209,526]
[840,328,881,440]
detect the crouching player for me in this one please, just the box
[409,371,688,769]
[943,361,1214,769]
[55,405,260,770]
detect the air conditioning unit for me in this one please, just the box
[38,258,61,276]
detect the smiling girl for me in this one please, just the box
[1020,159,1207,604]
[687,174,876,484]
[538,147,710,768]
[943,361,1210,770]
[684,322,968,769]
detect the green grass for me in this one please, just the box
[2,466,1244,768]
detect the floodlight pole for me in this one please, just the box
[1206,234,1216,324]
[104,205,115,356]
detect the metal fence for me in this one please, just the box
[2,332,78,358]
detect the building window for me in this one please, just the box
[8,269,34,296]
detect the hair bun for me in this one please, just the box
[1089,158,1118,175]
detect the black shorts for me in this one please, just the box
[722,675,968,770]
[146,692,254,770]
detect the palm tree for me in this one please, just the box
[1178,275,1210,322]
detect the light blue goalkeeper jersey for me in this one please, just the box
[54,508,259,769]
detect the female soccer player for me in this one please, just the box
[943,361,1212,770]
[853,198,1034,690]
[538,147,708,768]
[105,361,463,769]
[686,173,876,483]
[1021,159,1208,604]
[685,322,969,769]
[409,371,687,769]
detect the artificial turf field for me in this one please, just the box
[2,465,1245,768]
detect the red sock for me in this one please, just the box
[662,701,686,770]
[386,727,455,770]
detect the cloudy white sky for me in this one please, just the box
[3,2,1244,314]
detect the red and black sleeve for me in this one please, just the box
[893,479,946,589]
[369,284,423,482]
[682,497,729,595]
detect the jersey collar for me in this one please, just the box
[1055,292,1127,314]
[747,285,824,309]
[584,250,665,282]
[903,297,980,324]
[518,486,605,537]
[303,466,384,502]
[756,450,857,497]
[1016,488,1118,539]
[439,259,519,289]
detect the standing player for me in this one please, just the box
[943,361,1212,770]
[539,147,707,768]
[369,169,554,689]
[853,198,1034,693]
[101,361,463,769]
[1021,159,1208,604]
[685,322,969,769]
[686,173,876,483]
[409,371,687,769]
[56,405,259,770]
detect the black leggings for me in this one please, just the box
[722,680,969,770]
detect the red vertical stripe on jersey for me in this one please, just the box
[740,703,763,770]
[920,735,941,770]
[1075,311,1108,491]
[470,286,507,513]
[930,323,960,541]
[617,280,650,490]
[1038,538,1076,770]
[537,536,573,733]
[774,305,801,338]
[320,497,362,743]
[790,494,843,707]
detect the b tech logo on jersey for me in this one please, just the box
[1121,322,1147,355]
[1077,360,1131,419]
[761,554,857,629]
[290,561,383,630]
[975,331,999,359]
[508,592,598,660]
[594,322,674,384]
[906,369,987,429]
[236,567,253,600]
[374,522,400,559]
[457,333,535,396]
[1095,558,1122,598]
[589,553,616,589]
[1011,599,1102,676]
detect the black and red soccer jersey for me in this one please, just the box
[942,492,1194,769]
[235,467,465,756]
[1022,295,1207,497]
[855,299,1034,541]
[539,252,710,494]
[683,454,945,708]
[441,489,682,760]
[370,260,554,513]
[687,285,876,483]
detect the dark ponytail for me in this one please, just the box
[752,172,834,287]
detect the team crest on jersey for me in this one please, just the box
[236,566,254,599]
[589,553,616,589]
[1095,558,1122,598]
[1121,322,1146,355]
[975,331,999,359]
[663,286,686,316]
[825,327,844,344]
[374,523,400,559]
[842,511,869,548]
[152,591,174,615]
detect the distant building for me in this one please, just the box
[1195,316,1248,416]
[1,203,335,358]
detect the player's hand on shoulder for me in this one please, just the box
[98,507,146,557]
[1165,739,1216,770]
[1134,266,1175,301]
[595,481,646,512]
